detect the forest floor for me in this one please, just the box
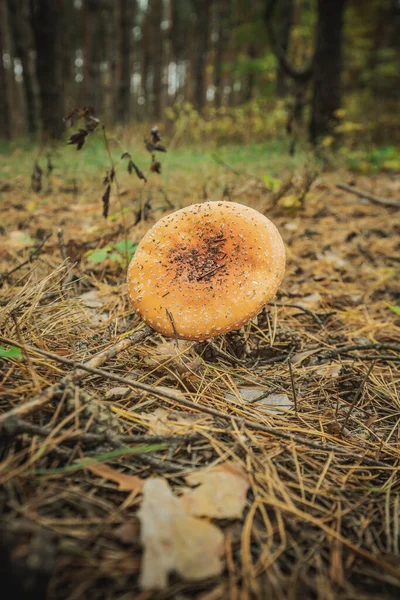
[0,135,399,600]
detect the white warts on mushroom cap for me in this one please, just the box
[127,201,286,341]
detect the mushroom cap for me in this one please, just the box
[127,201,285,341]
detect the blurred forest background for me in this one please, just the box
[0,0,399,150]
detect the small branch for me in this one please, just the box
[271,302,325,328]
[0,233,52,282]
[264,0,313,83]
[340,361,375,436]
[319,343,400,359]
[288,361,298,415]
[2,416,200,448]
[212,154,269,190]
[336,182,400,209]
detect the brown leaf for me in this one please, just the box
[180,462,249,519]
[67,129,88,151]
[113,522,139,545]
[128,160,147,182]
[102,184,111,218]
[86,462,143,492]
[138,478,224,590]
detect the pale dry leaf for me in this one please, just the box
[180,462,249,519]
[296,292,321,310]
[256,393,294,415]
[105,386,131,399]
[314,364,341,378]
[139,478,224,590]
[225,388,265,404]
[291,349,320,364]
[144,339,202,378]
[79,290,104,308]
[145,406,211,436]
[86,462,144,492]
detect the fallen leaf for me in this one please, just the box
[105,386,131,399]
[225,388,266,404]
[296,293,321,310]
[181,462,249,519]
[139,478,224,590]
[255,393,294,415]
[314,364,341,378]
[86,462,143,492]
[291,349,320,364]
[79,289,104,308]
[113,522,140,545]
[145,407,211,435]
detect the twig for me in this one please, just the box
[212,154,269,190]
[288,361,298,415]
[0,336,394,467]
[340,361,375,436]
[0,326,153,425]
[271,301,325,328]
[336,182,400,209]
[2,416,200,448]
[319,343,400,359]
[0,233,52,282]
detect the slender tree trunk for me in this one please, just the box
[7,0,37,135]
[150,0,163,120]
[275,0,293,97]
[309,0,347,144]
[82,0,101,110]
[0,0,11,139]
[29,0,64,139]
[116,0,135,123]
[243,42,256,103]
[193,0,212,112]
[214,0,230,108]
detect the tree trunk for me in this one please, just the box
[309,0,347,144]
[150,0,163,120]
[193,0,212,112]
[0,0,11,139]
[7,0,37,135]
[116,0,135,123]
[243,42,256,103]
[82,0,101,111]
[214,0,230,108]
[275,0,293,97]
[30,0,64,139]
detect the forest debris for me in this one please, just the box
[180,463,249,519]
[145,407,211,435]
[112,522,139,545]
[105,386,132,399]
[336,181,400,209]
[79,290,104,308]
[296,293,321,310]
[315,364,341,378]
[225,388,293,413]
[256,393,294,414]
[138,478,224,590]
[85,462,144,492]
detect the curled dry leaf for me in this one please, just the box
[86,462,144,492]
[180,462,249,519]
[138,478,224,590]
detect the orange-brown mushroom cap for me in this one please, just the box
[127,201,285,341]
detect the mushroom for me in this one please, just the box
[127,201,285,341]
